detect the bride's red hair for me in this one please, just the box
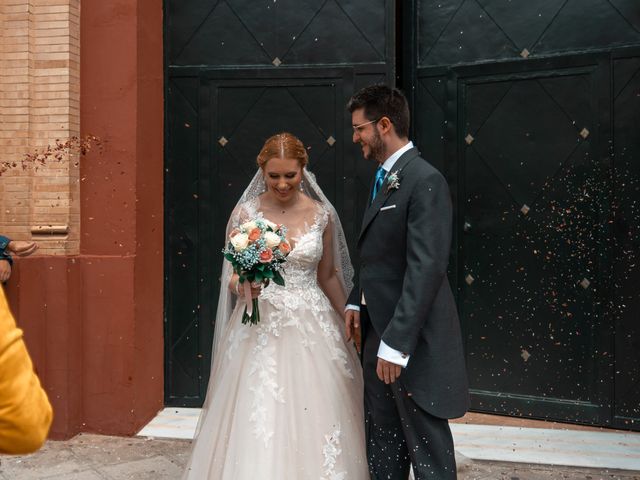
[257,132,309,169]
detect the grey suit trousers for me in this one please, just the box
[362,306,457,480]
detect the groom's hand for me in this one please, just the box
[376,358,402,384]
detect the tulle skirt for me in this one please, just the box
[182,298,369,479]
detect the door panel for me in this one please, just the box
[452,57,612,424]
[204,72,352,253]
[612,52,640,430]
[416,0,640,67]
[169,0,389,67]
[166,70,362,405]
[165,77,203,403]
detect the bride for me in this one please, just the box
[182,132,368,479]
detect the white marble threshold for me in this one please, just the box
[138,407,640,471]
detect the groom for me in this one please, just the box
[345,85,469,479]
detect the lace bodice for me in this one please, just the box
[239,197,334,314]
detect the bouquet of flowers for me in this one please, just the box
[223,218,291,325]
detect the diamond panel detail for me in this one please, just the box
[218,136,228,147]
[471,79,580,206]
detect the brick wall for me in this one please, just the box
[0,0,80,255]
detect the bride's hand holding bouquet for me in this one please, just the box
[223,218,291,325]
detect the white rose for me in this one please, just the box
[230,233,249,251]
[241,220,258,232]
[264,231,281,249]
[263,219,278,231]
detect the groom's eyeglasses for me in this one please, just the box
[352,118,380,133]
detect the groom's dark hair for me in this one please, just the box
[347,84,410,138]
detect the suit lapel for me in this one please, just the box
[358,148,420,243]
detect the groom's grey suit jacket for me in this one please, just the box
[348,147,469,419]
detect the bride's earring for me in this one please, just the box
[299,179,305,191]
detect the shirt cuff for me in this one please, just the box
[377,340,410,368]
[345,304,360,312]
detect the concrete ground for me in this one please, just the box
[1,433,639,480]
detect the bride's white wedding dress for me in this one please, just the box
[183,198,368,479]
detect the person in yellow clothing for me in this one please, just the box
[0,286,52,454]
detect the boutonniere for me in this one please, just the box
[385,170,401,193]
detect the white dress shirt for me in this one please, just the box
[346,141,414,367]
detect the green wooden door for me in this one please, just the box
[408,0,640,430]
[164,0,395,406]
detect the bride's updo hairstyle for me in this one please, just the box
[257,132,309,170]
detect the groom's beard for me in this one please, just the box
[367,129,386,163]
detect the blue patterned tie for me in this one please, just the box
[371,166,386,204]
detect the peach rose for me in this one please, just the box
[248,227,262,242]
[259,248,274,264]
[278,241,291,255]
